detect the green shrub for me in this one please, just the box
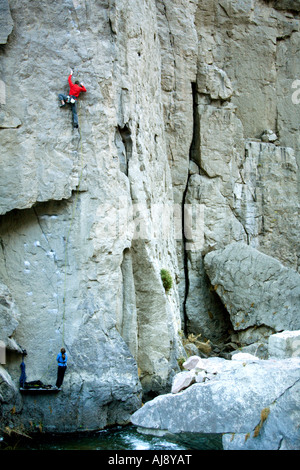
[160,269,173,293]
[177,357,186,370]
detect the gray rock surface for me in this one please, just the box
[0,282,22,353]
[268,330,300,358]
[237,141,299,268]
[272,0,300,11]
[0,365,22,426]
[131,356,300,450]
[204,242,300,333]
[0,0,183,432]
[1,0,300,435]
[184,88,299,343]
[0,0,13,44]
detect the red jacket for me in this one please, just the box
[68,74,87,98]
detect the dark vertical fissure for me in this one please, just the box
[190,82,200,167]
[182,183,189,337]
[116,124,132,176]
[182,82,199,336]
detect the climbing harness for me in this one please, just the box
[66,95,77,104]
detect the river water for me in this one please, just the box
[1,425,222,451]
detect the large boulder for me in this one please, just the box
[204,242,300,333]
[131,355,300,450]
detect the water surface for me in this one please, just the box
[1,425,223,451]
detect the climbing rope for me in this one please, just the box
[24,4,93,384]
[36,103,84,384]
[61,101,85,347]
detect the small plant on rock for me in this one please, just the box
[177,357,186,370]
[253,407,270,438]
[160,269,173,293]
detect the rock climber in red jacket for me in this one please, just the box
[58,69,86,128]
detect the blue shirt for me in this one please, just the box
[57,352,67,366]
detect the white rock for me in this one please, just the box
[182,355,205,371]
[171,370,196,394]
[195,371,207,383]
[231,352,260,362]
[268,330,300,358]
[261,129,278,142]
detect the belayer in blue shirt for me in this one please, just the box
[55,348,67,389]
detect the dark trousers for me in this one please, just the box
[58,93,79,127]
[56,366,67,388]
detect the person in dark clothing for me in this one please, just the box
[19,349,27,388]
[55,347,68,389]
[58,69,86,128]
[19,361,26,388]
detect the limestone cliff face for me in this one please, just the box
[0,0,299,433]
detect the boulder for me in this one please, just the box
[131,356,300,450]
[204,242,300,333]
[231,352,260,362]
[261,129,278,142]
[268,330,300,358]
[195,371,207,383]
[171,370,196,394]
[182,355,205,371]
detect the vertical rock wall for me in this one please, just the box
[0,0,183,431]
[182,0,300,341]
[0,0,299,433]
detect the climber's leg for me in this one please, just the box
[58,93,67,107]
[71,100,79,128]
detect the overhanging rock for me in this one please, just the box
[203,242,300,332]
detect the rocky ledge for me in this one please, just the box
[131,335,300,450]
